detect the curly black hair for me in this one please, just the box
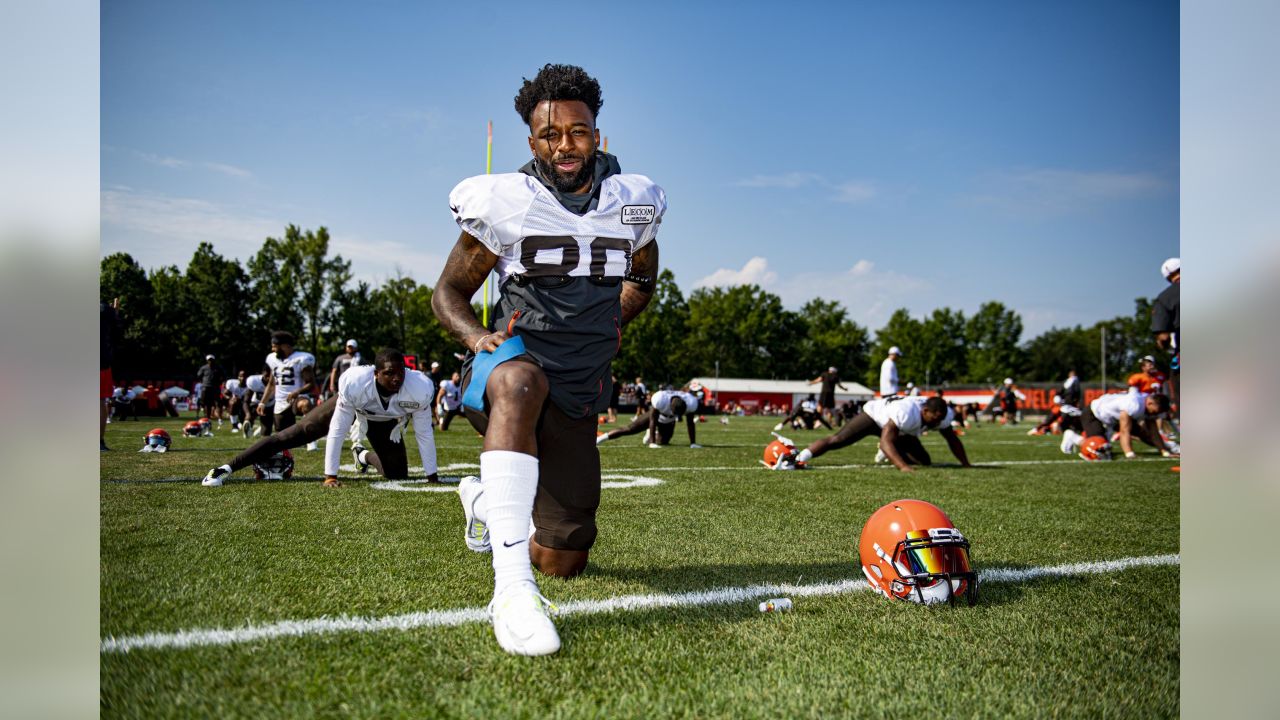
[514,64,603,125]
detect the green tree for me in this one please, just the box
[616,269,692,384]
[916,307,968,387]
[99,253,155,375]
[795,299,870,383]
[185,242,254,372]
[247,225,350,358]
[1021,325,1097,382]
[964,301,1024,383]
[403,283,459,370]
[684,285,803,379]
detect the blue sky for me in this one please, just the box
[101,0,1178,338]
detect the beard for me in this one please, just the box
[543,152,596,194]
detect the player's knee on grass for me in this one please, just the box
[532,541,589,578]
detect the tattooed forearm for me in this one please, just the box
[620,241,659,326]
[432,232,500,350]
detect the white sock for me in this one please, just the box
[796,448,813,463]
[481,450,538,596]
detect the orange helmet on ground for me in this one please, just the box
[183,420,204,437]
[761,434,806,470]
[859,499,977,606]
[1079,435,1112,461]
[142,428,171,452]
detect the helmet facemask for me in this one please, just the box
[868,528,978,606]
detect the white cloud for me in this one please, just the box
[101,187,446,287]
[691,256,930,330]
[138,152,188,169]
[692,256,777,288]
[101,187,282,265]
[964,167,1169,216]
[202,162,253,179]
[733,172,824,188]
[833,181,877,203]
[733,171,880,204]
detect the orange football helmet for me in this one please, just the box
[1079,435,1112,461]
[859,499,977,605]
[183,420,204,437]
[142,428,171,452]
[761,435,804,470]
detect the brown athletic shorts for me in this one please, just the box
[461,361,602,552]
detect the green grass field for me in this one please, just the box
[100,412,1179,718]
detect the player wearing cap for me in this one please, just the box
[792,395,971,472]
[879,347,901,397]
[258,331,318,432]
[329,339,362,397]
[597,388,700,448]
[1128,355,1167,394]
[1060,391,1174,460]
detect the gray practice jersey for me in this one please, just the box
[450,171,667,418]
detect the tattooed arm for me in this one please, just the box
[620,240,659,326]
[432,231,503,353]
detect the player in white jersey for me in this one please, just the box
[432,64,664,656]
[880,346,902,396]
[223,371,247,432]
[322,351,437,487]
[203,349,438,487]
[243,369,269,437]
[596,388,700,448]
[1060,391,1173,460]
[435,372,464,430]
[258,331,318,432]
[792,396,971,472]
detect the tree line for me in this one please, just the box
[100,225,1161,388]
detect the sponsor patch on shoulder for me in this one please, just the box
[621,205,656,225]
[397,401,421,410]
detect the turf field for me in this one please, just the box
[100,412,1179,718]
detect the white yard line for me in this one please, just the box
[101,554,1178,654]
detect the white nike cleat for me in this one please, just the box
[352,444,370,473]
[458,475,491,553]
[202,465,231,487]
[488,581,561,656]
[874,448,889,464]
[595,433,609,445]
[648,443,662,449]
[1060,430,1080,455]
[689,443,703,449]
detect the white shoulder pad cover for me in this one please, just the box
[605,174,668,248]
[449,174,539,255]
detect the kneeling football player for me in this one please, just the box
[793,396,971,473]
[201,349,438,487]
[1060,390,1174,461]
